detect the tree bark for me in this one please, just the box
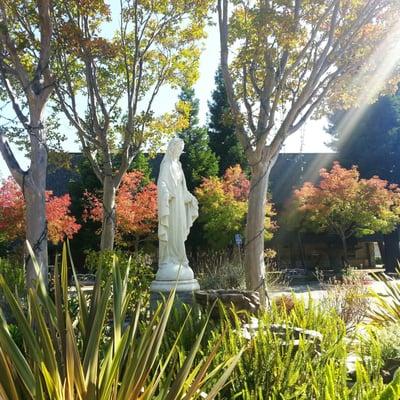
[25,109,48,288]
[100,176,117,251]
[382,227,400,273]
[244,160,272,306]
[340,233,348,268]
[377,240,385,264]
[0,0,53,289]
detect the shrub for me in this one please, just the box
[318,268,371,331]
[85,249,154,306]
[360,324,400,382]
[198,259,246,290]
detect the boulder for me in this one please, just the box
[195,289,260,319]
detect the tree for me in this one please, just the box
[293,163,400,265]
[327,93,400,182]
[195,165,274,249]
[208,67,247,174]
[178,87,219,191]
[0,0,54,286]
[53,0,210,250]
[0,178,80,246]
[217,0,400,301]
[68,153,153,263]
[84,171,157,251]
[327,92,400,271]
[130,153,152,183]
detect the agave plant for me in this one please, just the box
[0,243,242,400]
[369,271,400,325]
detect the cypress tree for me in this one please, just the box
[178,87,219,191]
[208,67,247,175]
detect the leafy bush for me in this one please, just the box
[0,243,240,399]
[377,324,400,363]
[85,249,154,306]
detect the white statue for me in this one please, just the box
[150,138,200,292]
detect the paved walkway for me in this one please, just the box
[268,280,399,302]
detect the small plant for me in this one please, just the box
[272,294,296,314]
[318,268,371,331]
[265,258,289,290]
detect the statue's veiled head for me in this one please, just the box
[165,138,184,160]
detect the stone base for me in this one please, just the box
[150,287,198,310]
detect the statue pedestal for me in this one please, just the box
[150,262,200,307]
[150,279,200,292]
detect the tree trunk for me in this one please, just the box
[244,161,272,306]
[25,111,48,288]
[382,227,400,273]
[100,176,117,251]
[377,240,385,264]
[340,233,348,268]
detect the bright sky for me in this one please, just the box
[0,20,332,180]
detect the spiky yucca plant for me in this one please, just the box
[370,271,400,325]
[0,243,242,400]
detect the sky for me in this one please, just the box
[0,19,332,180]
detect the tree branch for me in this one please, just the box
[218,0,254,161]
[0,129,25,185]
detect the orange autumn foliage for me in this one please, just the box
[0,178,81,245]
[294,162,400,241]
[84,171,157,247]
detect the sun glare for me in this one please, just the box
[299,19,400,185]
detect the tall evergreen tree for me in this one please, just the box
[327,92,400,272]
[208,67,247,175]
[178,87,219,191]
[328,94,400,182]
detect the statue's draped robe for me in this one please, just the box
[158,157,198,267]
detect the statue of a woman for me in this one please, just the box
[151,138,199,291]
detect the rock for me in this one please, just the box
[195,289,260,319]
[242,319,323,349]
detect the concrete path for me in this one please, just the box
[268,280,399,303]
